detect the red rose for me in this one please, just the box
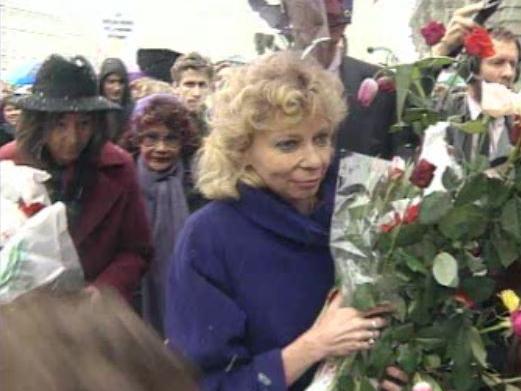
[18,200,46,217]
[420,21,446,46]
[453,290,475,309]
[380,212,402,233]
[357,78,379,108]
[409,159,436,188]
[376,76,396,93]
[403,204,420,224]
[464,27,495,59]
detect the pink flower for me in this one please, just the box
[376,76,396,93]
[409,159,436,189]
[388,156,405,180]
[413,382,433,391]
[420,21,446,46]
[357,78,379,108]
[511,310,521,337]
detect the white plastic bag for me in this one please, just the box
[0,161,52,246]
[0,202,84,304]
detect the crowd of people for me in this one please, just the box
[1,0,521,390]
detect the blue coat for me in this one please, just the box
[165,177,337,391]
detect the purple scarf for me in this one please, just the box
[137,156,189,335]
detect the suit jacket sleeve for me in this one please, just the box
[165,216,287,391]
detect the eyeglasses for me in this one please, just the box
[139,131,181,149]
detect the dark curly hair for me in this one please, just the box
[131,93,196,150]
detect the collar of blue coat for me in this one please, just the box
[230,163,338,247]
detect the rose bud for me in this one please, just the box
[388,156,405,180]
[409,159,436,188]
[403,204,420,224]
[376,76,396,93]
[413,381,433,391]
[357,78,379,108]
[18,199,46,217]
[420,21,446,46]
[380,212,402,233]
[511,310,521,337]
[453,290,475,309]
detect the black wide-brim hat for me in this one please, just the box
[14,54,120,112]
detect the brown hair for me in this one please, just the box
[15,110,110,168]
[170,52,213,84]
[131,93,198,152]
[0,289,199,391]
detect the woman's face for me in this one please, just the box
[246,115,334,213]
[3,104,21,126]
[139,123,181,172]
[45,113,94,166]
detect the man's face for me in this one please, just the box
[173,69,211,113]
[479,39,519,89]
[102,73,125,103]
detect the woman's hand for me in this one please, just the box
[303,293,386,360]
[379,366,409,391]
[282,292,387,386]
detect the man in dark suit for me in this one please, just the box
[321,0,484,160]
[445,27,520,166]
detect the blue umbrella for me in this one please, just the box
[5,61,42,87]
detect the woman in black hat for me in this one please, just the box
[0,54,152,302]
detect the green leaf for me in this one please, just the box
[359,378,377,391]
[423,354,442,370]
[396,343,419,373]
[438,205,487,241]
[469,326,487,367]
[419,191,452,224]
[404,254,429,275]
[451,119,487,134]
[432,252,459,287]
[486,178,512,208]
[461,277,495,303]
[442,166,462,191]
[395,223,427,247]
[455,174,488,205]
[394,64,414,123]
[492,230,519,268]
[352,283,376,311]
[465,252,487,275]
[414,56,457,69]
[391,323,415,342]
[501,197,521,242]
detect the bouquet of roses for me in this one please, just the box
[308,23,521,391]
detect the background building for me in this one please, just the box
[0,0,97,80]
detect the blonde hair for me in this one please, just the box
[130,77,174,100]
[196,50,347,200]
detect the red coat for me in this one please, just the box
[0,141,152,301]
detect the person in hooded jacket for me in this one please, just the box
[165,51,407,391]
[98,57,134,142]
